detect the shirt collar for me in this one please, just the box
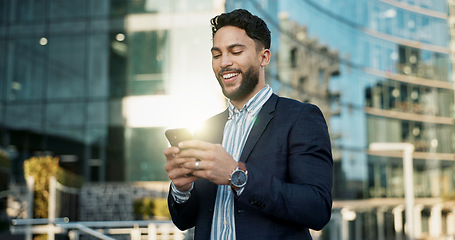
[228,85,273,118]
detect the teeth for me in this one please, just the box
[222,73,239,79]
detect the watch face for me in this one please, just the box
[231,170,247,187]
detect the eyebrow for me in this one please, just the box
[211,43,246,52]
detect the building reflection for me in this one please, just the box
[226,0,455,239]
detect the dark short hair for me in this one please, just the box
[210,9,271,50]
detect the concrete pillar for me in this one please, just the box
[413,204,424,239]
[354,211,362,240]
[68,230,79,240]
[130,228,141,240]
[393,205,404,240]
[341,214,349,240]
[429,204,442,238]
[148,223,157,240]
[377,207,387,240]
[331,210,342,240]
[25,176,34,240]
[446,208,455,237]
[369,143,415,240]
[341,208,356,240]
[48,177,56,240]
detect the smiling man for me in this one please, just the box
[211,25,268,108]
[163,9,333,240]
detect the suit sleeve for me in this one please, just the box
[237,103,333,230]
[167,186,198,231]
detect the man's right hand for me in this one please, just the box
[163,146,199,192]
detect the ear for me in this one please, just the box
[259,49,271,67]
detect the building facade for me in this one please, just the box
[2,0,455,239]
[0,0,226,183]
[226,0,455,239]
[276,13,339,127]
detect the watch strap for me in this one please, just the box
[238,161,247,172]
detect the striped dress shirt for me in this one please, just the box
[210,85,272,240]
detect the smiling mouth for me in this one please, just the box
[222,72,240,79]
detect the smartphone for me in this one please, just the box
[165,128,193,147]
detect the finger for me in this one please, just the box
[167,165,194,180]
[182,158,211,172]
[163,147,180,160]
[166,157,196,172]
[171,173,199,188]
[178,147,208,161]
[172,176,198,189]
[178,139,211,151]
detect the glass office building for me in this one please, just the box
[0,0,226,183]
[227,0,455,239]
[2,0,455,238]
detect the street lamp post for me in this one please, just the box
[369,142,415,240]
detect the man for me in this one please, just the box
[163,9,333,240]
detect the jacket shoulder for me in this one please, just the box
[275,96,322,113]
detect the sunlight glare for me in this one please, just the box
[123,93,226,131]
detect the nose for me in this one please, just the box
[220,54,233,68]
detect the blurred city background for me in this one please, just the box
[0,0,454,239]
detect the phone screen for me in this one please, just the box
[165,128,193,147]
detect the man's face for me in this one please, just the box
[211,26,263,102]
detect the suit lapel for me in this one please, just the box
[198,95,276,207]
[239,94,278,163]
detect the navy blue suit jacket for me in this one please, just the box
[168,94,333,240]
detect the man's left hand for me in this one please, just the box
[177,140,238,185]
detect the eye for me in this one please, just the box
[212,52,221,59]
[232,51,242,55]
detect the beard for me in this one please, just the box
[218,66,259,101]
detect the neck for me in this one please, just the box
[231,82,266,110]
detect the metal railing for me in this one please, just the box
[11,218,186,240]
[10,176,187,240]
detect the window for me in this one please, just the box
[128,30,168,95]
[290,47,298,68]
[318,69,325,87]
